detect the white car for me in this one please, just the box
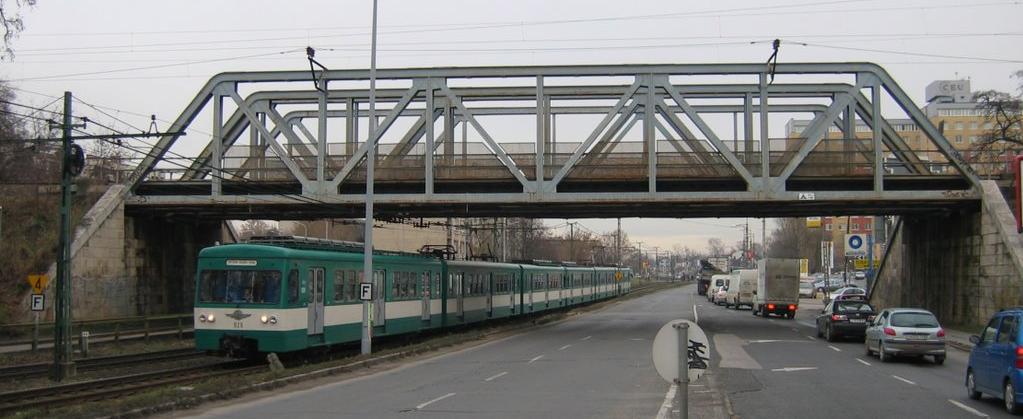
[713,286,729,305]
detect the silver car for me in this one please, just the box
[864,308,946,364]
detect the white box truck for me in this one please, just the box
[753,258,801,319]
[726,269,757,309]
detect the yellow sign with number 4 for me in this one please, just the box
[27,274,49,293]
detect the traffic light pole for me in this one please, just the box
[53,91,75,381]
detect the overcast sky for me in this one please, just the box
[3,0,1021,253]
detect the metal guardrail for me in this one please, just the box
[0,313,193,352]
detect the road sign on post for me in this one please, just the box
[845,234,867,257]
[30,294,45,311]
[359,283,374,301]
[27,274,49,294]
[652,319,710,383]
[652,319,709,419]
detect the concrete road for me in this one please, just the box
[698,293,1009,419]
[185,286,707,419]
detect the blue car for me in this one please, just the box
[967,308,1023,414]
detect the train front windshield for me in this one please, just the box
[198,270,282,304]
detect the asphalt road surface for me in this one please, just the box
[700,290,1009,419]
[185,286,701,419]
[182,284,1008,418]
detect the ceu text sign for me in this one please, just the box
[359,283,374,301]
[845,234,867,257]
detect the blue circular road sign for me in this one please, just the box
[848,235,863,249]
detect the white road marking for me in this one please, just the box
[790,327,799,332]
[655,383,677,419]
[771,367,818,372]
[892,375,917,385]
[559,344,572,351]
[797,321,816,328]
[580,335,592,341]
[805,335,817,340]
[715,334,763,370]
[484,371,508,382]
[630,338,645,341]
[855,358,872,366]
[827,345,841,352]
[948,399,989,418]
[416,392,456,410]
[693,304,699,324]
[748,339,810,344]
[528,354,544,364]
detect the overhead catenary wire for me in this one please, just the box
[781,39,1023,64]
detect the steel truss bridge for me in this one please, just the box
[125,63,981,220]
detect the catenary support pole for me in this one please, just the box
[361,0,378,356]
[53,91,75,381]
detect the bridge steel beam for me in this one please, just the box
[125,63,980,216]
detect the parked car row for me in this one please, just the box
[802,283,1023,414]
[814,295,947,367]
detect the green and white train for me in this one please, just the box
[193,237,633,354]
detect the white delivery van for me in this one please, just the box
[726,269,756,309]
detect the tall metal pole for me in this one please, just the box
[675,321,690,419]
[53,91,75,381]
[361,0,378,356]
[616,218,622,267]
[568,221,576,262]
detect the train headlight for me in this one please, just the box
[260,315,269,324]
[269,315,278,325]
[207,313,215,323]
[199,314,207,323]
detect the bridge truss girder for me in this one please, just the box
[125,63,981,220]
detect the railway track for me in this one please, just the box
[0,359,258,415]
[0,348,207,381]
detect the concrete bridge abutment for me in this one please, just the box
[871,181,1023,329]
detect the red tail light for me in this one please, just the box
[788,304,797,311]
[883,327,896,336]
[1016,346,1023,369]
[767,304,776,310]
[936,329,945,338]
[831,314,848,321]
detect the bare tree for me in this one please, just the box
[0,0,36,60]
[971,70,1023,168]
[238,220,281,239]
[707,238,727,257]
[767,218,824,272]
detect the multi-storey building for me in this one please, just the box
[785,79,1007,176]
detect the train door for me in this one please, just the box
[421,271,431,321]
[544,273,550,308]
[486,273,494,317]
[455,272,464,320]
[373,270,386,326]
[526,273,533,310]
[509,273,516,313]
[307,267,325,335]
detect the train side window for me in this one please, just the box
[333,270,345,303]
[287,269,300,305]
[393,272,402,299]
